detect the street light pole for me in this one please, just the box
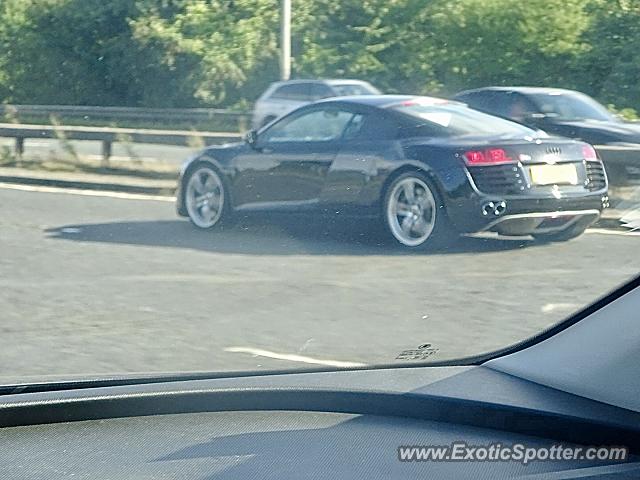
[280,0,291,80]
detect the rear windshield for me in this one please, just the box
[392,102,537,138]
[332,83,380,96]
[528,92,614,122]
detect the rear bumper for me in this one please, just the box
[447,192,608,236]
[481,209,600,236]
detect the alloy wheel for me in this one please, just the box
[386,176,437,247]
[185,167,225,229]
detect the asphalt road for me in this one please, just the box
[1,186,638,382]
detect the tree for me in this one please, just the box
[131,0,281,107]
[0,0,638,112]
[415,0,590,95]
[576,0,640,109]
[0,0,143,105]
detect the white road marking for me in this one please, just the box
[85,154,161,163]
[0,182,175,202]
[224,346,366,368]
[585,228,640,237]
[541,303,580,313]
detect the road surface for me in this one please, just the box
[0,185,638,382]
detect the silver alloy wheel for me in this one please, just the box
[386,177,437,247]
[185,167,225,229]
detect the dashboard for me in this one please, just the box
[2,365,639,479]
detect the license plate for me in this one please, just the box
[529,164,578,186]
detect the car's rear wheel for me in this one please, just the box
[533,223,588,243]
[184,165,227,229]
[383,172,453,249]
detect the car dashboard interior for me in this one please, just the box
[0,364,638,479]
[2,278,640,479]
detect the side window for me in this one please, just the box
[489,92,537,122]
[342,114,366,140]
[261,108,355,143]
[458,92,494,112]
[343,113,397,141]
[270,83,312,101]
[309,83,333,100]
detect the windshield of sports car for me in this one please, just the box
[528,92,616,122]
[392,103,537,137]
[331,83,381,96]
[0,0,639,384]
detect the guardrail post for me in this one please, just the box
[101,140,112,167]
[15,137,24,159]
[238,116,247,133]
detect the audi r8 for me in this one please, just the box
[177,95,609,248]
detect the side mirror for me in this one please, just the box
[245,129,258,148]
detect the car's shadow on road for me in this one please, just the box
[45,214,537,256]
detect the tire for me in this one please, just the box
[533,223,588,243]
[183,164,230,230]
[382,171,456,250]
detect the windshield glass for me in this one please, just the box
[529,92,615,122]
[0,0,638,384]
[332,83,380,96]
[392,103,537,137]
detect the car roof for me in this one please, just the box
[455,86,579,97]
[316,94,454,108]
[269,78,372,87]
[323,79,372,86]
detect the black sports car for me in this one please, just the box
[176,95,609,248]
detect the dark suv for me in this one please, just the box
[453,87,640,184]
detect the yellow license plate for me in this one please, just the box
[529,164,578,186]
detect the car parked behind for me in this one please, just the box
[252,79,380,129]
[452,87,640,184]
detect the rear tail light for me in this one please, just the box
[463,148,514,166]
[582,144,598,160]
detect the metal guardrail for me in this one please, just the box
[0,104,251,131]
[1,121,637,186]
[595,145,640,186]
[0,123,242,164]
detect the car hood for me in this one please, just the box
[555,120,640,144]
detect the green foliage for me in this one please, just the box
[131,0,281,106]
[607,104,640,122]
[0,0,142,105]
[576,0,640,108]
[0,0,639,112]
[417,0,590,94]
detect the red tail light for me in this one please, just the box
[463,148,514,166]
[582,144,598,160]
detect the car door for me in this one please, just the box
[231,105,357,210]
[320,109,400,213]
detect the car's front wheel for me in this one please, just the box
[184,164,228,229]
[383,172,454,249]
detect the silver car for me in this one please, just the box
[251,79,380,128]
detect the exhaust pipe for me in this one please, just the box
[482,201,507,217]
